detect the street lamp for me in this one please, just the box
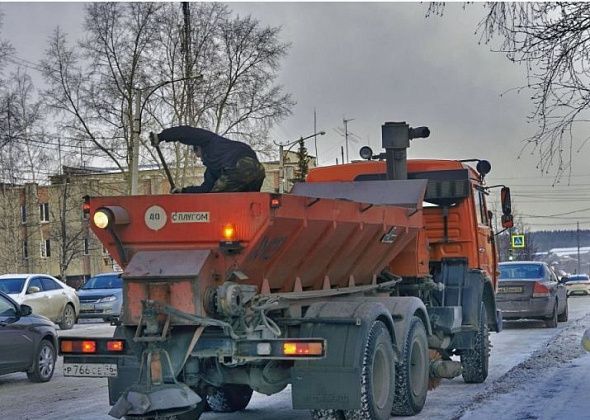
[275,131,325,193]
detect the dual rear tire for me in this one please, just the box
[311,317,429,419]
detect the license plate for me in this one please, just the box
[63,363,117,377]
[498,286,523,294]
[80,303,95,310]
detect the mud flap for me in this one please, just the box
[291,300,398,410]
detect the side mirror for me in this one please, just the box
[19,304,32,317]
[500,187,512,216]
[27,286,41,294]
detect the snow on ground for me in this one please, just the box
[459,313,590,420]
[3,299,590,420]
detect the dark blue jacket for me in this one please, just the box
[158,126,259,192]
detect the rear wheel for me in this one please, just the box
[343,320,395,420]
[59,304,76,330]
[391,316,429,415]
[27,339,56,382]
[461,303,490,384]
[205,384,253,412]
[558,299,569,322]
[545,302,558,328]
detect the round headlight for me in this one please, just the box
[359,146,373,160]
[93,210,111,229]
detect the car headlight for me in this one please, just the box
[97,295,117,303]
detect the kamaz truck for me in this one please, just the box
[59,121,513,419]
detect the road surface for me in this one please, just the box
[2,297,590,420]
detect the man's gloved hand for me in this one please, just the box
[170,186,182,194]
[149,132,160,147]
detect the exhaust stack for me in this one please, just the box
[382,122,430,180]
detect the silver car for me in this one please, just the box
[497,261,568,328]
[76,272,123,323]
[0,274,80,330]
[562,274,590,296]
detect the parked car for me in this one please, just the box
[0,291,58,382]
[497,261,568,328]
[77,272,123,323]
[0,274,80,330]
[562,274,590,296]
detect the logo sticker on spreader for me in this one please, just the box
[171,212,210,223]
[144,205,167,231]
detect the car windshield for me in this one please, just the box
[0,277,26,294]
[499,264,544,280]
[81,275,122,290]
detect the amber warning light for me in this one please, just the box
[60,339,125,354]
[282,341,324,357]
[222,224,236,241]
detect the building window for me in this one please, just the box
[21,205,26,223]
[23,241,28,259]
[39,203,49,222]
[102,245,109,256]
[40,239,51,258]
[83,238,89,255]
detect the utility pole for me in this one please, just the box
[578,221,581,274]
[57,136,62,175]
[343,118,354,163]
[314,108,318,165]
[341,146,345,165]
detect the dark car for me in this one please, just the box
[76,272,123,323]
[497,261,568,328]
[0,290,58,382]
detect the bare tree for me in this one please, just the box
[0,184,25,273]
[48,176,87,281]
[147,3,294,188]
[41,3,294,193]
[0,70,49,184]
[40,3,162,193]
[429,3,590,180]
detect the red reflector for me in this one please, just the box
[533,282,550,297]
[270,197,281,208]
[107,340,124,352]
[283,342,323,356]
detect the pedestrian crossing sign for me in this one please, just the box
[511,234,525,248]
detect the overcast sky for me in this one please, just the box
[2,2,590,231]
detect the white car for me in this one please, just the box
[0,274,80,329]
[563,274,590,296]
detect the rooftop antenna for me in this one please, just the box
[343,117,354,163]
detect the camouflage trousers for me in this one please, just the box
[211,156,266,192]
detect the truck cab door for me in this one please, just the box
[474,187,494,279]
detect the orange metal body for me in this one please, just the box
[90,192,423,325]
[307,159,498,286]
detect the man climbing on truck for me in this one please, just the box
[150,126,266,193]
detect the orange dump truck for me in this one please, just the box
[59,122,513,420]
